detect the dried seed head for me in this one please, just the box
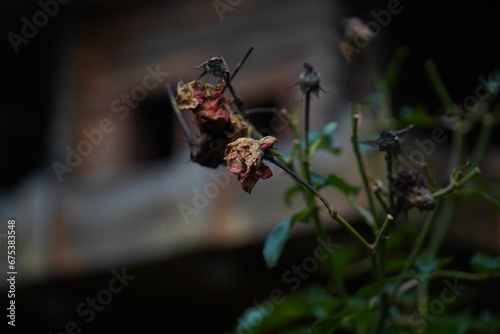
[299,62,322,98]
[361,125,413,158]
[196,56,229,79]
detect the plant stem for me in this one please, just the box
[401,200,442,273]
[166,84,195,146]
[303,90,312,183]
[230,46,254,81]
[266,155,372,251]
[426,198,457,259]
[471,113,494,167]
[433,167,481,199]
[362,48,392,121]
[386,152,395,213]
[422,163,439,190]
[224,75,244,113]
[221,46,254,93]
[350,105,378,227]
[373,214,394,249]
[425,60,454,110]
[374,191,390,214]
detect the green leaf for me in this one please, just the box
[414,256,454,274]
[305,121,339,158]
[471,252,500,274]
[263,210,312,268]
[263,219,293,269]
[232,287,340,334]
[310,172,359,196]
[356,274,421,300]
[310,304,365,334]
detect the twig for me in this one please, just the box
[166,84,195,146]
[266,155,372,251]
[350,105,378,227]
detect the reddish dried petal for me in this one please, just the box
[224,136,277,193]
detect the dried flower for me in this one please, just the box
[174,79,250,168]
[299,62,324,98]
[224,136,278,194]
[361,125,413,159]
[392,169,435,215]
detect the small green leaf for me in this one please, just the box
[356,274,420,300]
[415,256,454,274]
[305,121,339,158]
[263,210,312,268]
[471,252,500,274]
[311,305,364,334]
[310,172,359,196]
[263,219,294,269]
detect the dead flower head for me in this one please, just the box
[361,125,413,158]
[392,169,435,215]
[224,136,278,194]
[174,80,250,168]
[299,62,324,98]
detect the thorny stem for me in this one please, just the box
[276,106,350,302]
[221,46,254,113]
[266,155,372,251]
[350,105,378,228]
[303,89,312,183]
[386,152,395,214]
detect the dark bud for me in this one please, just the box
[196,56,229,79]
[360,125,413,158]
[299,62,324,98]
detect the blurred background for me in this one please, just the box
[1,0,499,333]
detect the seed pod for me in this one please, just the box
[299,62,323,98]
[196,56,229,79]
